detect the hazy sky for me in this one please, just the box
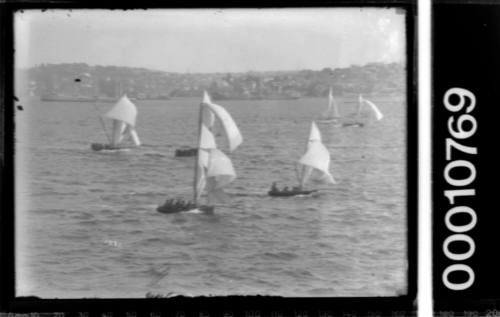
[15,8,406,73]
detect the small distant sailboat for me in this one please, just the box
[344,94,383,127]
[91,94,141,151]
[317,87,342,127]
[157,91,242,214]
[269,121,335,197]
[359,94,383,121]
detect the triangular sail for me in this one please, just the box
[110,120,126,146]
[104,95,138,127]
[358,95,383,121]
[356,94,363,116]
[205,148,237,204]
[297,122,335,187]
[193,92,242,207]
[362,97,383,121]
[194,124,217,202]
[309,121,322,142]
[105,95,140,146]
[202,105,216,130]
[128,128,141,146]
[323,88,340,119]
[122,125,141,146]
[201,91,242,152]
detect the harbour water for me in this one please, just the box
[15,96,407,298]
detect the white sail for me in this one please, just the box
[297,122,335,186]
[201,91,242,152]
[104,95,141,146]
[128,128,141,146]
[122,125,141,146]
[206,148,237,203]
[323,88,340,119]
[363,97,384,121]
[193,93,242,207]
[358,95,383,121]
[356,94,363,116]
[199,124,217,150]
[110,120,126,146]
[194,124,216,202]
[194,126,237,204]
[202,102,216,129]
[104,94,138,127]
[194,156,206,202]
[309,121,322,142]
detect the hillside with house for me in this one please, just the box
[16,62,406,101]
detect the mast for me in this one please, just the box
[92,101,111,144]
[78,73,110,144]
[193,101,205,204]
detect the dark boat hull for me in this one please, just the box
[175,148,197,157]
[268,189,318,197]
[91,143,132,151]
[317,119,364,128]
[342,122,364,128]
[156,204,214,214]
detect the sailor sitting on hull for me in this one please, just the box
[157,198,196,213]
[269,182,304,194]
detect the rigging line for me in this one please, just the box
[92,101,111,144]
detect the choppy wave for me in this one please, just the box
[16,98,407,298]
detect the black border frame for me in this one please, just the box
[432,0,500,312]
[1,1,417,315]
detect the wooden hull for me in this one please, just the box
[157,203,214,214]
[342,122,364,128]
[268,189,318,197]
[91,143,132,151]
[175,148,197,157]
[317,119,364,128]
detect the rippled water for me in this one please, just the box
[15,96,407,298]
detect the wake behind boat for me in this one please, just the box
[91,94,141,151]
[269,121,335,197]
[157,91,243,214]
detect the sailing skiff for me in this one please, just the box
[91,94,141,151]
[343,94,383,127]
[157,91,242,214]
[269,121,335,197]
[317,88,342,127]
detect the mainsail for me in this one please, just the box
[322,88,340,119]
[104,95,141,146]
[357,94,383,121]
[193,92,241,206]
[201,91,243,152]
[297,121,335,188]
